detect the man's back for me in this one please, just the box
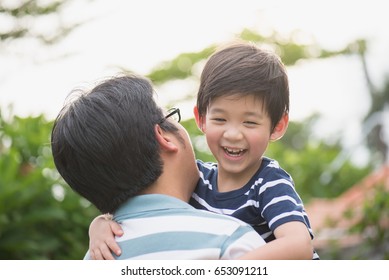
[85,194,264,260]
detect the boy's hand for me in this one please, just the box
[89,215,123,260]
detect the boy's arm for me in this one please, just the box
[238,221,313,260]
[88,215,123,260]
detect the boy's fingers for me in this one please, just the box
[110,221,124,236]
[91,249,104,260]
[101,245,116,260]
[106,240,121,256]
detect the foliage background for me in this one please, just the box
[1,0,388,259]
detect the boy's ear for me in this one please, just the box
[154,125,178,152]
[193,106,206,133]
[270,113,289,141]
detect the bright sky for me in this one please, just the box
[1,0,388,163]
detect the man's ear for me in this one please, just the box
[193,106,206,133]
[154,125,178,152]
[270,113,289,141]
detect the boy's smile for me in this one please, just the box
[223,147,246,157]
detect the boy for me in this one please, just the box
[90,42,319,259]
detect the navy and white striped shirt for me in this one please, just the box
[190,157,320,259]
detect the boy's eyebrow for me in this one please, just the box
[209,107,265,119]
[208,107,226,114]
[244,111,265,119]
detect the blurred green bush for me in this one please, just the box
[0,111,99,259]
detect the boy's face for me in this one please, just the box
[201,94,274,183]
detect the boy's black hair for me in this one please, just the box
[197,42,289,131]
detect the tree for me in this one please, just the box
[352,40,389,164]
[0,0,83,45]
[0,0,97,260]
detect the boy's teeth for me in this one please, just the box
[224,147,244,154]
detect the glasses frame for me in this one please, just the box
[159,107,181,124]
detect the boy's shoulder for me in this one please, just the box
[258,157,293,182]
[196,159,217,171]
[195,157,292,182]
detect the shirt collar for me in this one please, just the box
[113,194,193,221]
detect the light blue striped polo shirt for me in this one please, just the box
[84,194,265,260]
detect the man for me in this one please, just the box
[51,74,265,259]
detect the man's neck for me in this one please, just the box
[141,173,194,203]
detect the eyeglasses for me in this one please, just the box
[159,108,181,124]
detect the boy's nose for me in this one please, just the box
[223,126,243,140]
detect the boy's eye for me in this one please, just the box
[244,121,259,125]
[212,118,226,122]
